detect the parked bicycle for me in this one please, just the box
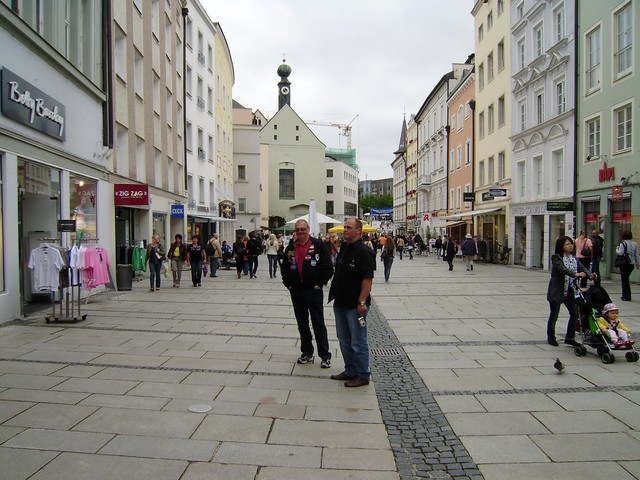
[494,243,512,265]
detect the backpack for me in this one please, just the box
[248,238,262,256]
[205,241,215,256]
[235,243,247,257]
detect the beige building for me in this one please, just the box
[111,0,186,247]
[472,0,512,255]
[405,116,418,233]
[392,118,407,234]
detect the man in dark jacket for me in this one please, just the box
[247,231,263,278]
[328,218,375,387]
[282,220,334,368]
[443,235,457,271]
[461,233,477,271]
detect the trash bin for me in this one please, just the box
[116,264,133,291]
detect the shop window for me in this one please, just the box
[583,200,600,237]
[70,175,97,241]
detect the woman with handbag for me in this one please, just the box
[575,230,592,288]
[546,236,595,346]
[617,230,640,302]
[146,234,165,292]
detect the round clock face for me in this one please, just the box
[280,86,289,95]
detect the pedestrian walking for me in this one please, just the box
[617,230,639,302]
[247,231,263,278]
[206,233,223,278]
[146,234,165,291]
[281,219,334,368]
[380,234,395,282]
[546,235,595,346]
[328,218,375,387]
[232,235,248,279]
[168,234,187,288]
[186,235,206,287]
[266,233,279,278]
[434,235,442,258]
[575,230,593,288]
[396,236,405,260]
[443,235,457,271]
[407,237,414,259]
[590,229,604,286]
[461,233,477,271]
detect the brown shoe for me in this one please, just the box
[330,372,354,381]
[344,377,370,387]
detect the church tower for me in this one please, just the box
[277,58,291,110]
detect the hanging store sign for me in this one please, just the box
[114,184,149,207]
[463,192,475,202]
[170,204,185,217]
[57,220,77,232]
[1,68,66,140]
[611,186,624,203]
[546,201,574,212]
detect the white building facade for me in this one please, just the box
[510,0,575,269]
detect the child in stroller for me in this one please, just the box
[574,283,639,363]
[597,303,634,349]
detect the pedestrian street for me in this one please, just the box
[0,253,639,479]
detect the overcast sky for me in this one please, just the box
[200,0,475,181]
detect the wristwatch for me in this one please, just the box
[358,301,366,306]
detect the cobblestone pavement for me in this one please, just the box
[0,254,639,479]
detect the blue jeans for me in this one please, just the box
[383,256,394,281]
[334,306,369,379]
[210,257,220,277]
[268,255,278,277]
[191,260,202,285]
[149,262,162,289]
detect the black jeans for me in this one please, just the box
[249,255,259,277]
[620,263,635,300]
[289,287,330,360]
[547,293,577,342]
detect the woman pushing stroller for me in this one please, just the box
[547,236,596,347]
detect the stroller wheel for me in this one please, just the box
[635,352,640,362]
[625,351,635,362]
[574,346,587,357]
[602,352,615,364]
[580,346,587,356]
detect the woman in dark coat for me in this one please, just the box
[546,236,595,346]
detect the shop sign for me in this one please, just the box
[170,204,184,217]
[489,188,507,197]
[218,200,235,219]
[1,68,66,140]
[598,162,615,182]
[482,192,494,201]
[546,201,574,212]
[463,192,475,202]
[422,213,429,221]
[611,186,624,202]
[57,219,76,232]
[114,184,149,207]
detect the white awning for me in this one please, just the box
[442,207,503,220]
[443,221,467,228]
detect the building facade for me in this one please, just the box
[509,0,575,270]
[445,59,476,246]
[392,118,407,235]
[576,0,639,282]
[0,1,108,320]
[472,0,512,256]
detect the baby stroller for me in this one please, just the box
[574,281,639,363]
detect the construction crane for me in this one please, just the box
[306,114,358,149]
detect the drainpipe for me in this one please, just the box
[182,6,189,192]
[103,0,114,148]
[469,98,476,235]
[572,0,579,239]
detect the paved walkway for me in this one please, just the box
[0,254,638,479]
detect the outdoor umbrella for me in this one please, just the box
[287,212,341,224]
[307,198,320,239]
[328,224,377,234]
[273,224,295,233]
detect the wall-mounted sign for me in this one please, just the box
[599,162,615,182]
[489,188,507,197]
[170,204,185,217]
[463,192,475,202]
[1,68,66,140]
[114,184,149,207]
[57,219,76,232]
[482,192,494,201]
[547,201,574,212]
[611,186,624,202]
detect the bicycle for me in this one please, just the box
[494,243,512,265]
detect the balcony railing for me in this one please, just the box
[197,97,205,110]
[197,51,206,66]
[197,148,206,161]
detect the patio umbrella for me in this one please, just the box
[328,224,377,234]
[308,198,320,239]
[286,213,341,224]
[273,224,295,233]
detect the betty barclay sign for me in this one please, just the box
[114,184,149,207]
[1,68,66,140]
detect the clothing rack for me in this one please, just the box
[35,238,87,324]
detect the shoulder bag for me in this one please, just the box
[614,242,631,267]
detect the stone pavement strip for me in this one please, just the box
[0,254,639,479]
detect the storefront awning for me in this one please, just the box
[443,221,467,228]
[442,207,503,220]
